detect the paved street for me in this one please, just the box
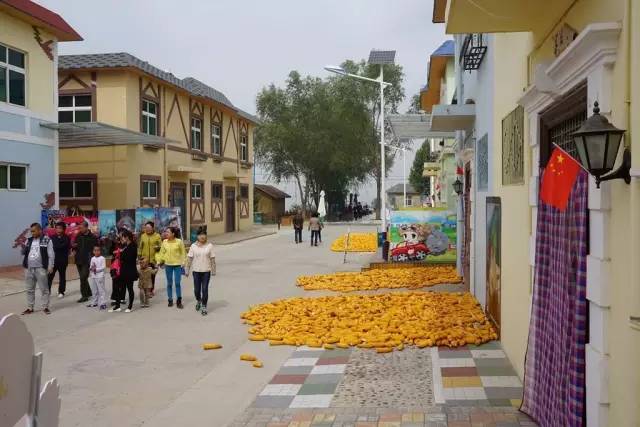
[0,225,378,427]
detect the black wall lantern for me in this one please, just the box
[572,101,630,188]
[453,178,463,195]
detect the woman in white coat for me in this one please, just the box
[185,228,216,316]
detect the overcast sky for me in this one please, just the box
[43,0,448,205]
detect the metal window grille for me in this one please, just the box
[502,105,524,185]
[548,110,587,160]
[460,34,488,71]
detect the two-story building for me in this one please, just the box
[55,53,257,239]
[0,0,81,267]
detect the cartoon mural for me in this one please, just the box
[388,209,457,263]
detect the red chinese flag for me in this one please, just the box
[540,147,581,211]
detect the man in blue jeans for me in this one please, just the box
[21,223,54,315]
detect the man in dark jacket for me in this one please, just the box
[48,222,71,298]
[293,210,304,244]
[73,221,97,303]
[22,223,54,315]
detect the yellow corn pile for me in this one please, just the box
[331,233,378,252]
[296,266,462,292]
[241,292,497,350]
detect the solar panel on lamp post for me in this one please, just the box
[324,49,395,232]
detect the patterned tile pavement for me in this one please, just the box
[236,342,537,426]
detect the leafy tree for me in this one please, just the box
[406,93,422,113]
[409,140,431,194]
[255,71,373,213]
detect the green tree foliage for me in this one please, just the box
[409,140,431,194]
[406,93,422,113]
[255,71,374,212]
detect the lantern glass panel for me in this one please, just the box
[585,134,606,170]
[574,136,589,169]
[605,132,623,170]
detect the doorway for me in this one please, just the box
[463,162,472,291]
[169,182,187,237]
[225,187,236,232]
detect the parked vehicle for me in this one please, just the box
[390,242,429,262]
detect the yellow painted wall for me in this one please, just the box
[491,32,534,380]
[58,69,255,237]
[0,10,57,117]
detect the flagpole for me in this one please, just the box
[550,142,590,174]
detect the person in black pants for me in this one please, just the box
[110,230,138,313]
[293,210,304,244]
[73,221,97,303]
[48,222,70,298]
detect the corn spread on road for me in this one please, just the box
[296,266,462,292]
[241,292,497,350]
[331,232,378,252]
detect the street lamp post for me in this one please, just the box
[325,50,395,231]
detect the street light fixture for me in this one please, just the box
[324,49,395,232]
[572,101,629,188]
[453,178,463,195]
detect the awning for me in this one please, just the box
[41,122,180,148]
[443,0,575,39]
[168,165,202,173]
[387,114,455,140]
[430,104,475,132]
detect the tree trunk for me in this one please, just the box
[294,174,305,213]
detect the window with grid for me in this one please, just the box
[59,180,92,198]
[0,44,26,106]
[58,95,92,123]
[142,100,158,135]
[211,124,222,155]
[191,118,202,151]
[212,183,223,199]
[142,180,158,199]
[240,133,248,161]
[0,163,27,190]
[549,110,587,160]
[191,182,202,199]
[405,195,413,206]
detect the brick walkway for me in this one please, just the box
[232,343,537,426]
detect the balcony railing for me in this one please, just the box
[459,33,488,71]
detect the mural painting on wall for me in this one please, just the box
[155,207,182,238]
[116,209,136,232]
[40,210,98,243]
[485,197,501,331]
[135,208,155,232]
[98,211,117,240]
[388,209,457,263]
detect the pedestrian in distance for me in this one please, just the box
[48,221,70,298]
[137,257,157,308]
[109,237,123,306]
[308,212,322,247]
[185,228,216,316]
[109,230,138,313]
[293,209,304,244]
[21,223,53,315]
[88,245,107,310]
[156,226,186,309]
[137,221,161,296]
[73,221,97,303]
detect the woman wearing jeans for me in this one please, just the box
[109,230,138,313]
[156,227,186,309]
[185,228,216,316]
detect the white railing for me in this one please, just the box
[0,314,60,427]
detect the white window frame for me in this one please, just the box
[59,180,93,199]
[211,123,222,155]
[191,118,202,151]
[0,163,27,191]
[405,195,413,207]
[0,43,26,107]
[191,182,203,200]
[240,133,248,162]
[142,180,158,199]
[58,94,92,123]
[141,99,158,135]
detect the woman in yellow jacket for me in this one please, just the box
[155,226,186,308]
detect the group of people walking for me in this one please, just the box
[292,210,324,246]
[21,221,216,317]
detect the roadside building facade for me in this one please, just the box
[0,0,81,267]
[56,53,257,239]
[386,183,422,209]
[254,184,290,224]
[435,0,640,425]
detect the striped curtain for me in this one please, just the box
[521,171,588,426]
